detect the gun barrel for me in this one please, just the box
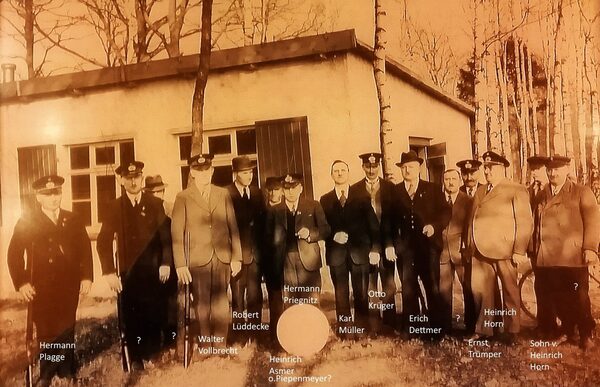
[114,233,132,373]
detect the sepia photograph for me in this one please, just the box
[0,0,599,386]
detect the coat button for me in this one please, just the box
[49,238,53,242]
[49,259,53,263]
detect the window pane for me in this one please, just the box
[179,136,192,161]
[72,202,92,226]
[120,141,135,165]
[181,166,190,189]
[212,165,233,187]
[97,175,116,223]
[71,175,91,200]
[70,146,90,169]
[208,135,231,155]
[236,129,257,155]
[96,146,116,165]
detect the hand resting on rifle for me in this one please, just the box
[176,267,193,284]
[104,274,123,293]
[18,283,36,301]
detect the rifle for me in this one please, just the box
[25,248,34,387]
[114,233,132,373]
[183,231,191,368]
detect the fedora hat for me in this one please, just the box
[396,150,423,167]
[144,175,167,192]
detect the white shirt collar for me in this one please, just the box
[445,191,459,204]
[234,181,250,198]
[551,181,566,196]
[286,199,299,213]
[335,185,350,199]
[404,179,419,191]
[42,208,60,223]
[126,191,142,206]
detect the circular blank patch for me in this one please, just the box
[276,304,330,356]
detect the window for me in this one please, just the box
[409,137,447,185]
[69,140,134,228]
[178,127,258,189]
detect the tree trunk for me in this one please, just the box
[191,0,214,156]
[472,1,487,158]
[526,45,539,155]
[374,0,394,175]
[24,0,34,79]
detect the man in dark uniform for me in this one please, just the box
[97,161,173,369]
[8,175,93,385]
[320,160,380,339]
[387,151,450,336]
[350,152,397,332]
[143,174,178,348]
[266,173,330,304]
[263,176,284,342]
[227,156,266,343]
[457,159,482,198]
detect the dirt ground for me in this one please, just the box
[2,277,600,387]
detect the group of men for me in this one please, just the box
[7,145,600,384]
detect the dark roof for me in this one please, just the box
[0,29,473,115]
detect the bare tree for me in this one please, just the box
[374,0,394,176]
[0,0,73,78]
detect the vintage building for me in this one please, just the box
[0,30,474,297]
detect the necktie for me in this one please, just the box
[447,194,453,207]
[408,183,416,199]
[468,187,474,197]
[242,187,249,201]
[340,190,347,208]
[486,184,493,195]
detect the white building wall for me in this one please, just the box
[0,52,473,298]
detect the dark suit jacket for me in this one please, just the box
[388,179,450,251]
[98,193,172,276]
[227,184,266,265]
[8,208,93,291]
[532,180,600,267]
[350,178,395,254]
[266,197,330,272]
[440,191,472,265]
[320,186,380,266]
[171,183,241,268]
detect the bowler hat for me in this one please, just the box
[396,150,423,166]
[232,156,256,172]
[144,175,167,192]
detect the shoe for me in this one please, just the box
[580,337,595,351]
[131,360,145,371]
[557,334,578,346]
[499,332,518,346]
